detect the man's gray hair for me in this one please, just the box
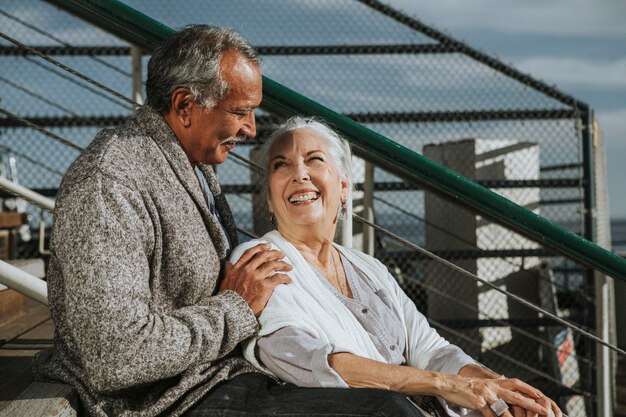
[146,25,261,113]
[261,116,353,195]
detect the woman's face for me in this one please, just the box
[267,128,348,231]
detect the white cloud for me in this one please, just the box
[514,57,626,88]
[387,0,626,37]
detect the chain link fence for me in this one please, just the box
[0,1,612,415]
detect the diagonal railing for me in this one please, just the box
[42,0,626,283]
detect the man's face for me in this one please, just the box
[180,50,262,166]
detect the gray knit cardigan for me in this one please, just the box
[33,106,260,417]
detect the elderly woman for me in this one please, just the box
[230,117,562,417]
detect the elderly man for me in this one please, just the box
[33,25,424,417]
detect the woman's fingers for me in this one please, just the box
[509,404,525,417]
[499,389,547,416]
[502,378,543,400]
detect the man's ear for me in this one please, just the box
[169,88,195,127]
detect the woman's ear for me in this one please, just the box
[267,196,274,214]
[340,176,350,201]
[169,88,195,127]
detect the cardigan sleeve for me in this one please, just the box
[51,172,258,393]
[257,327,349,388]
[389,271,476,374]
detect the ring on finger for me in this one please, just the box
[489,398,509,416]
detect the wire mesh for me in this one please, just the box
[0,0,613,415]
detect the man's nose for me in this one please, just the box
[240,112,256,138]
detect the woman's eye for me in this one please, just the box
[272,161,286,169]
[309,156,324,163]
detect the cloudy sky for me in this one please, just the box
[387,0,626,219]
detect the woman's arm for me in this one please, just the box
[257,327,348,388]
[328,352,550,416]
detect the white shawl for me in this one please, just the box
[229,231,411,373]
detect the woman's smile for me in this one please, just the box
[287,189,321,205]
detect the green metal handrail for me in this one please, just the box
[44,0,626,282]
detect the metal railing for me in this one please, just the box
[1,1,623,415]
[41,0,626,284]
[0,177,53,305]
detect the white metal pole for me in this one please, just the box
[131,44,143,109]
[362,161,375,256]
[596,273,613,417]
[341,190,353,248]
[0,259,48,305]
[0,176,55,211]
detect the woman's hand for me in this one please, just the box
[437,374,552,417]
[458,364,563,417]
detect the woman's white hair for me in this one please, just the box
[260,116,352,195]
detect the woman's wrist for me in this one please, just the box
[458,363,500,379]
[398,368,447,397]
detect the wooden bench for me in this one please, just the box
[0,382,78,417]
[0,299,80,416]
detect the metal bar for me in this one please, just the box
[43,0,626,283]
[131,45,143,107]
[0,260,48,305]
[0,188,58,198]
[362,161,375,255]
[380,248,553,260]
[0,115,127,128]
[257,44,453,55]
[540,163,583,172]
[347,109,578,123]
[540,198,584,206]
[0,177,56,211]
[0,43,456,56]
[0,181,588,199]
[0,45,132,56]
[0,112,576,128]
[437,318,579,329]
[0,108,84,152]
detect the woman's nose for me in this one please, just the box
[292,163,310,183]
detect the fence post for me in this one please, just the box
[131,45,143,109]
[362,161,375,256]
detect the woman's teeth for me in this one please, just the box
[288,192,320,203]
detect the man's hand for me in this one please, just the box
[220,244,292,316]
